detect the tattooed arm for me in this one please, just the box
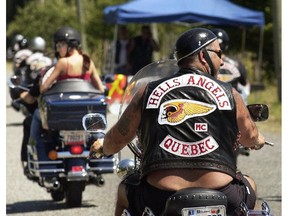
[100,90,144,156]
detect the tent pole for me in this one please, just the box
[256,26,264,82]
[111,24,118,74]
[241,27,246,55]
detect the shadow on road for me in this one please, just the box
[258,195,282,202]
[6,122,23,127]
[6,200,97,214]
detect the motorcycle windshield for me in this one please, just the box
[118,59,178,157]
[118,59,178,118]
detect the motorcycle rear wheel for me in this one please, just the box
[51,190,65,202]
[65,181,85,207]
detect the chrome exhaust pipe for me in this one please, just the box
[90,175,105,187]
[43,179,61,190]
[52,180,61,190]
[95,177,105,187]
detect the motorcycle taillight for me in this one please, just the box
[69,145,84,154]
[72,166,84,172]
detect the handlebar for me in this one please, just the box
[265,141,274,146]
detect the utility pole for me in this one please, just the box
[272,0,281,102]
[76,0,87,52]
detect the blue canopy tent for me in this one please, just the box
[104,0,264,26]
[104,0,265,79]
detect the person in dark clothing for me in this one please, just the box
[128,25,159,75]
[115,26,131,75]
[19,66,51,172]
[90,28,266,215]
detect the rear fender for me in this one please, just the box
[65,158,88,181]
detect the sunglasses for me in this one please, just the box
[55,42,67,49]
[207,49,222,59]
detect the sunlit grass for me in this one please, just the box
[248,84,281,133]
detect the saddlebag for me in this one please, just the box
[39,79,107,130]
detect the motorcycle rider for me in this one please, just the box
[90,28,266,215]
[211,28,250,104]
[19,66,53,175]
[25,36,53,82]
[11,36,51,172]
[24,26,104,181]
[12,34,32,75]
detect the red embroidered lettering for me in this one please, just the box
[204,81,214,91]
[190,144,199,155]
[187,76,196,85]
[219,100,229,108]
[148,97,159,106]
[196,77,206,87]
[173,78,181,86]
[211,87,222,96]
[159,135,219,157]
[171,141,181,152]
[198,142,207,154]
[164,138,173,148]
[181,144,189,155]
[205,138,214,150]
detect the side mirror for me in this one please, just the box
[82,113,107,132]
[10,75,21,87]
[8,75,29,91]
[10,75,22,86]
[247,104,269,122]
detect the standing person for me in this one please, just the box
[128,25,160,75]
[114,26,131,75]
[211,28,250,104]
[90,28,266,215]
[25,26,104,181]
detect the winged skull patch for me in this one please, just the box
[158,99,216,125]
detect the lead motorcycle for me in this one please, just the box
[9,76,119,207]
[84,59,274,215]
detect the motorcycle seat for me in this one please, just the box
[162,187,227,216]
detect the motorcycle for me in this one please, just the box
[83,59,274,215]
[9,77,119,207]
[9,60,52,117]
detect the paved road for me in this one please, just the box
[6,72,281,215]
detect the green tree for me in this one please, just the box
[7,0,78,57]
[7,0,276,82]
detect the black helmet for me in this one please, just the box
[12,34,28,51]
[14,34,24,44]
[175,28,217,63]
[211,28,229,51]
[53,26,81,44]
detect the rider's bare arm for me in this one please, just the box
[90,61,105,93]
[40,59,65,93]
[103,90,143,155]
[233,88,265,148]
[20,91,37,104]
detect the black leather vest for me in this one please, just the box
[139,67,238,178]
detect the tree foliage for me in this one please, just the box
[7,0,276,80]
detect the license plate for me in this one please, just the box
[63,131,85,145]
[182,205,226,216]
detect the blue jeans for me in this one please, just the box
[29,109,57,177]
